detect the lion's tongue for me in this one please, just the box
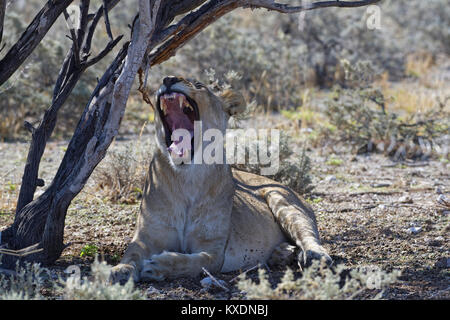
[164,100,194,156]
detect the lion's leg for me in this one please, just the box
[111,225,180,283]
[110,240,151,284]
[263,189,332,267]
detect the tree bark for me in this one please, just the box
[0,0,6,47]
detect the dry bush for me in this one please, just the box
[237,260,400,300]
[59,258,141,300]
[0,257,141,300]
[0,259,48,300]
[232,132,314,195]
[318,60,450,160]
[271,138,314,195]
[92,135,152,204]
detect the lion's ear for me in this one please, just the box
[220,89,246,116]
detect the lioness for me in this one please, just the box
[111,76,331,283]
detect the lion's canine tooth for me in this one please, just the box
[161,99,167,115]
[179,96,183,109]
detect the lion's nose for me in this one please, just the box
[163,76,180,89]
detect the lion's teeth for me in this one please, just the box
[161,99,167,115]
[179,96,183,109]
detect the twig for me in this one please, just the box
[229,264,261,283]
[0,243,43,257]
[201,267,230,292]
[103,0,114,41]
[320,205,378,213]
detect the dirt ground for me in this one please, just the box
[1,122,448,300]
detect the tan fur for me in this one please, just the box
[111,78,330,283]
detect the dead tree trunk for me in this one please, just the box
[0,0,381,269]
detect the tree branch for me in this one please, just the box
[244,0,382,13]
[147,0,382,67]
[0,0,74,86]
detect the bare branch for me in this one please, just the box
[102,0,113,40]
[63,9,81,66]
[148,0,381,68]
[0,0,74,86]
[244,0,382,13]
[149,0,240,66]
[85,35,123,67]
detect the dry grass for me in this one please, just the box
[405,51,435,79]
[0,182,19,214]
[91,127,152,204]
[382,84,448,115]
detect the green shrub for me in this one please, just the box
[80,244,99,258]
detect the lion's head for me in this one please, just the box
[154,76,245,165]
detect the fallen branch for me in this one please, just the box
[202,267,230,292]
[0,243,43,257]
[229,264,261,283]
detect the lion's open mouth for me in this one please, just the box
[156,90,199,160]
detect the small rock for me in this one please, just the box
[371,182,391,188]
[200,277,227,290]
[406,226,422,234]
[426,237,443,247]
[300,128,313,133]
[324,175,337,183]
[434,257,450,269]
[146,286,160,295]
[398,195,413,204]
[437,194,449,208]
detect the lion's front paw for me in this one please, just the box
[299,246,333,268]
[140,259,166,281]
[110,263,137,284]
